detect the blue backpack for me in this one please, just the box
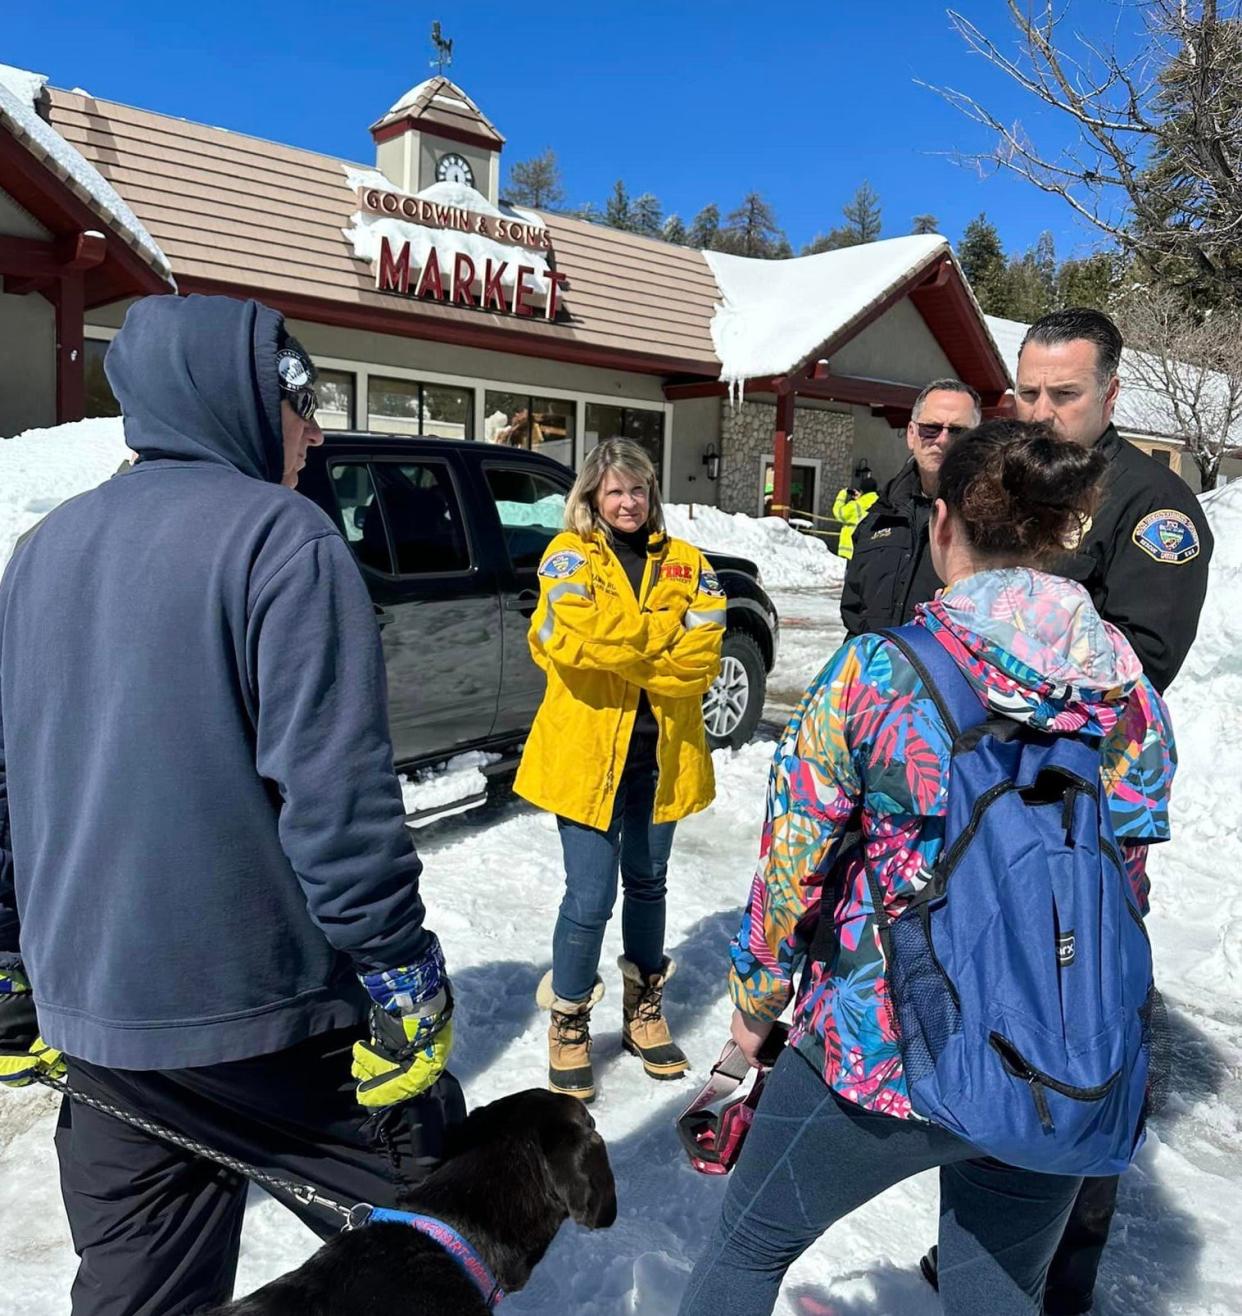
[877,625,1159,1177]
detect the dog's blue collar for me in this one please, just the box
[365,1207,506,1308]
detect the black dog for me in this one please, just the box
[209,1089,616,1315]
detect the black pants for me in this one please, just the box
[54,1028,466,1316]
[1045,1175,1120,1315]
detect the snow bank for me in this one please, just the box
[664,503,845,588]
[0,418,129,564]
[704,235,947,393]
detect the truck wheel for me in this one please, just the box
[704,631,766,750]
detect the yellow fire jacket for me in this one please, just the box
[832,488,878,559]
[514,529,725,830]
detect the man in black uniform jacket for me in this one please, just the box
[840,378,981,633]
[918,308,1213,1313]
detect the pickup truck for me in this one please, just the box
[298,434,779,785]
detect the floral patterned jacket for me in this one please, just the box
[729,568,1175,1118]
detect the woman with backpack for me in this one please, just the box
[678,419,1174,1316]
[516,439,725,1103]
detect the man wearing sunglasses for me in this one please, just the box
[0,294,464,1313]
[840,378,981,634]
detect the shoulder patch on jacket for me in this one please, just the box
[1132,509,1200,564]
[699,569,725,597]
[539,549,587,579]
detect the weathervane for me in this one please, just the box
[430,21,454,75]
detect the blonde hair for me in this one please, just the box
[564,438,665,540]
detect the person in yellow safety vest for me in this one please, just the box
[833,475,879,559]
[515,438,724,1104]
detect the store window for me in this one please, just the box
[368,376,474,440]
[482,390,575,467]
[484,465,569,572]
[583,403,665,478]
[761,460,818,519]
[84,338,120,418]
[316,369,355,430]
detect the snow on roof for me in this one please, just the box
[371,75,504,143]
[0,65,173,284]
[986,314,1242,446]
[705,235,949,395]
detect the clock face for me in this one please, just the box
[436,153,475,187]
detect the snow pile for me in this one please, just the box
[0,65,172,282]
[704,235,947,394]
[342,171,553,300]
[664,503,845,588]
[401,751,502,826]
[0,418,129,563]
[1156,483,1242,1013]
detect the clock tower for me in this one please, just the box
[370,76,504,204]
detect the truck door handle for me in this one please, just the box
[504,589,539,617]
[374,605,395,629]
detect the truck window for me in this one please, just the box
[328,462,392,574]
[485,466,569,572]
[374,461,471,576]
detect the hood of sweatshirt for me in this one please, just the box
[104,293,285,483]
[917,567,1143,738]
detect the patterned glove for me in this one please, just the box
[0,968,65,1088]
[352,939,454,1109]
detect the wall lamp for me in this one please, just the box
[702,442,721,481]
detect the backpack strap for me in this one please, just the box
[882,624,987,743]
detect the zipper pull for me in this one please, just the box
[1062,786,1077,842]
[1029,1075,1055,1133]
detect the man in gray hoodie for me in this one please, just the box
[0,294,463,1313]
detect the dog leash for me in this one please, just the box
[34,1074,508,1304]
[34,1073,358,1225]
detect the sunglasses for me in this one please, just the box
[915,421,969,441]
[286,386,319,422]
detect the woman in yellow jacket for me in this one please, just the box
[515,438,724,1101]
[832,475,878,559]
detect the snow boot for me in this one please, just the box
[536,972,605,1103]
[619,955,689,1080]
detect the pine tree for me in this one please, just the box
[1033,231,1057,310]
[687,203,720,250]
[912,214,940,235]
[720,192,786,257]
[503,148,564,209]
[662,214,688,245]
[958,213,1011,315]
[841,181,882,243]
[801,228,854,255]
[604,180,634,231]
[632,192,664,238]
[1056,253,1119,313]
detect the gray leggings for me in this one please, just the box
[679,1047,1082,1316]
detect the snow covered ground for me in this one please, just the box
[1,422,1239,1314]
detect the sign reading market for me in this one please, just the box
[357,185,567,321]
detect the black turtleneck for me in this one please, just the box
[609,526,659,766]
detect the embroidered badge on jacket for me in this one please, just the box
[661,562,693,582]
[699,570,725,596]
[539,549,587,578]
[1132,510,1200,564]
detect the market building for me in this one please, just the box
[0,65,1021,517]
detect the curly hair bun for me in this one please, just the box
[940,420,1105,563]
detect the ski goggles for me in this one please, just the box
[676,1023,788,1175]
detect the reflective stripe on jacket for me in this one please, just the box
[514,529,723,830]
[832,489,878,560]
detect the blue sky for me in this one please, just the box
[10,1,1144,260]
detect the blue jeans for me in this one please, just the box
[552,762,675,1002]
[679,1048,1082,1316]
